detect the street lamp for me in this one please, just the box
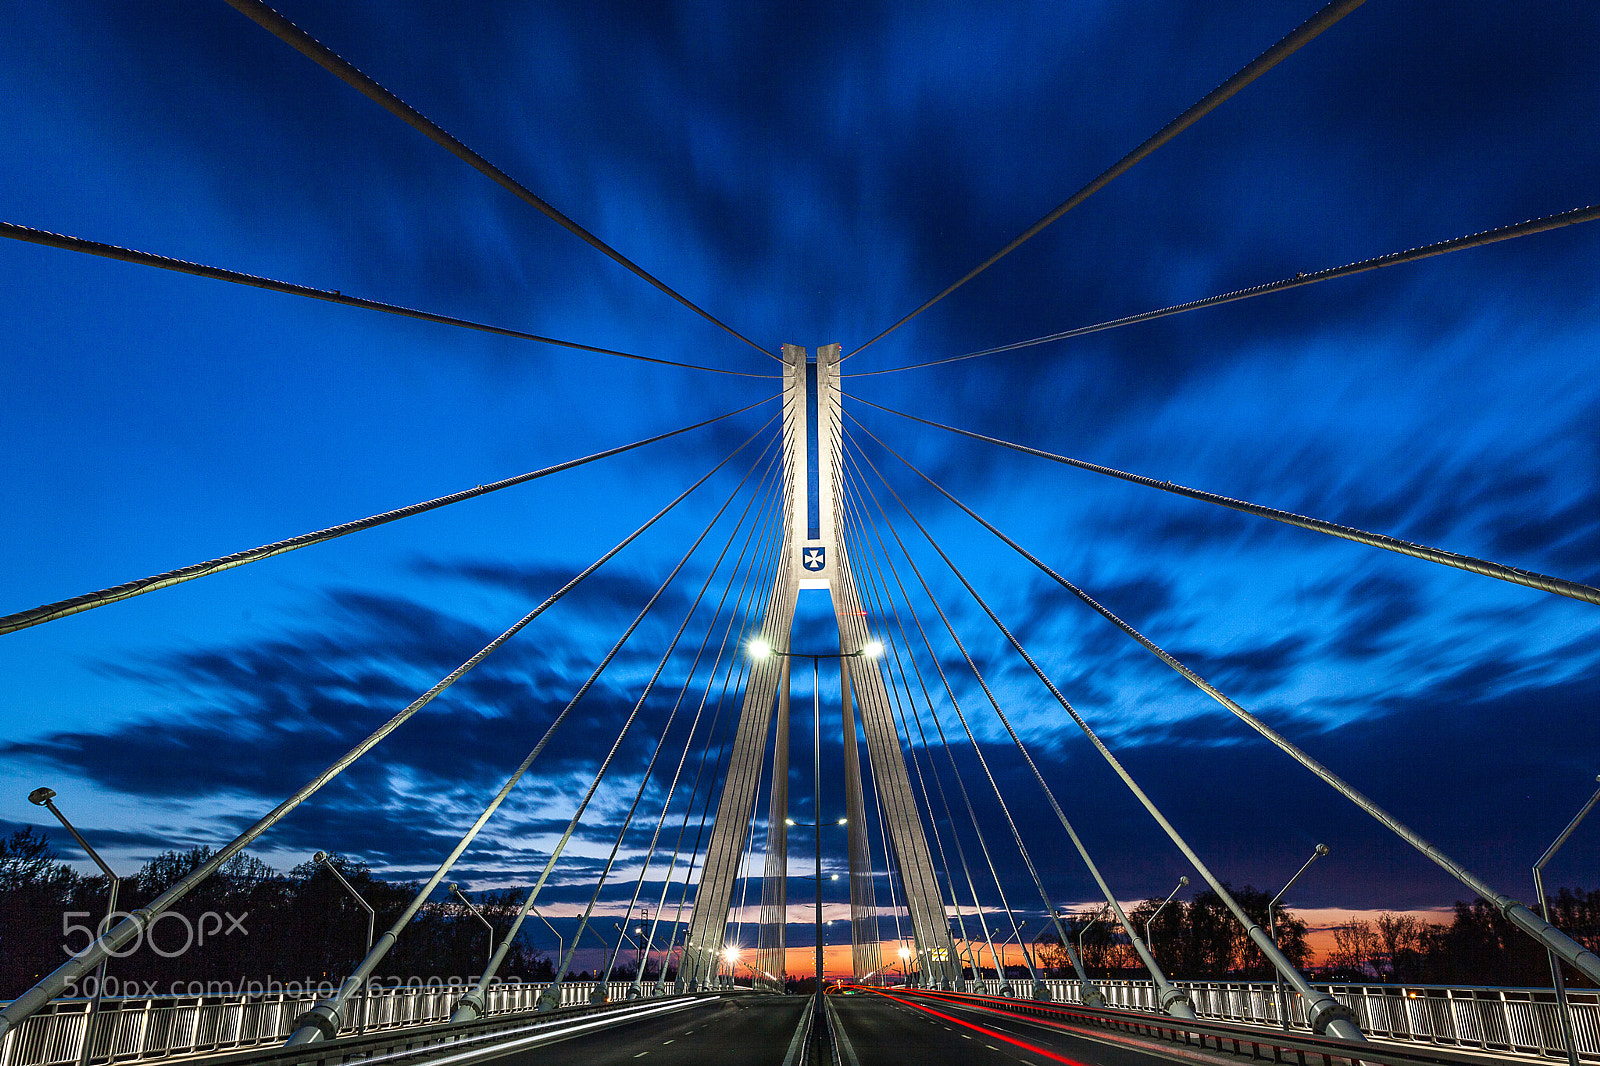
[30,789,118,1066]
[1076,910,1106,977]
[750,637,881,1017]
[528,905,564,981]
[449,884,495,971]
[998,919,1028,996]
[315,853,376,953]
[613,923,645,980]
[1146,876,1190,956]
[315,851,377,1032]
[652,922,686,995]
[1269,844,1329,1030]
[1534,774,1600,1066]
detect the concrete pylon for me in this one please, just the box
[678,344,958,990]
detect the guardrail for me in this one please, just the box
[0,981,610,1066]
[894,987,1535,1066]
[945,977,1599,1061]
[24,993,722,1066]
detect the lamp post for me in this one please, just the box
[1534,775,1600,1066]
[1269,844,1329,1030]
[1075,909,1110,983]
[998,919,1028,996]
[721,946,744,987]
[613,923,645,980]
[750,637,881,1019]
[1146,876,1190,956]
[315,853,376,953]
[782,813,851,1005]
[653,922,686,995]
[30,789,118,1066]
[635,907,651,976]
[528,906,564,982]
[449,884,495,972]
[313,852,377,1032]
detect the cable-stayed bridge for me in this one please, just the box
[3,2,1598,1065]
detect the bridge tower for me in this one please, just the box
[677,343,959,990]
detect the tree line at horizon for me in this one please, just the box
[1033,886,1600,988]
[5,829,1598,999]
[0,828,593,1001]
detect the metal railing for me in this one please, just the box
[986,977,1600,1061]
[898,987,1523,1066]
[0,982,603,1066]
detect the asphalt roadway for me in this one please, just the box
[483,989,1213,1066]
[489,994,806,1066]
[830,988,1216,1066]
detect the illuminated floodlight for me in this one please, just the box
[750,638,773,659]
[723,946,740,963]
[831,873,840,881]
[785,817,796,826]
[836,817,848,825]
[861,640,884,658]
[897,947,911,959]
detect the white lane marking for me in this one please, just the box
[367,997,709,1066]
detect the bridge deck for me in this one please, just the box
[831,991,1195,1066]
[489,995,805,1066]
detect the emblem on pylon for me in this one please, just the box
[802,546,826,571]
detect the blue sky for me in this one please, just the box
[2,0,1598,971]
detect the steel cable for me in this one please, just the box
[636,469,787,993]
[845,426,1195,1016]
[847,203,1600,376]
[837,470,1010,984]
[288,425,780,1041]
[856,413,1600,993]
[219,0,773,360]
[839,480,973,974]
[0,416,771,1041]
[0,397,775,636]
[439,427,778,1023]
[839,448,1086,997]
[852,396,1600,607]
[848,421,1364,1038]
[847,0,1367,360]
[655,495,789,990]
[597,450,783,988]
[553,446,779,1002]
[0,223,779,378]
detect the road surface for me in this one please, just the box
[490,994,805,1066]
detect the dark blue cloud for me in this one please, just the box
[3,0,1598,964]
